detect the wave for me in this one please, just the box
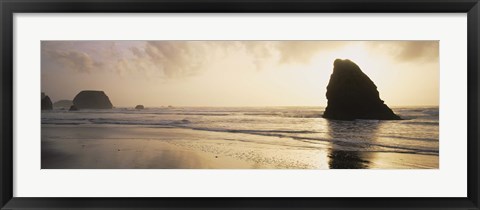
[398,121,439,126]
[185,127,319,135]
[159,125,438,155]
[376,135,438,142]
[42,118,437,143]
[44,108,325,119]
[243,113,323,118]
[42,107,439,156]
[42,118,192,126]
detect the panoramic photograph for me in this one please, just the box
[41,40,439,169]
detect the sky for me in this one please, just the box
[41,41,439,107]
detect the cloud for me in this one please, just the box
[41,41,439,80]
[45,50,103,73]
[123,41,278,78]
[142,41,210,77]
[100,41,213,78]
[42,41,106,73]
[274,41,347,64]
[367,41,439,63]
[133,41,347,77]
[235,41,347,67]
[41,41,348,78]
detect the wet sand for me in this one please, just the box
[41,126,438,169]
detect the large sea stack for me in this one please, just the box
[323,59,401,120]
[72,90,113,109]
[41,92,53,110]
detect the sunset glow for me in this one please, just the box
[41,41,439,107]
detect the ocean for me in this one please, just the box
[41,106,439,169]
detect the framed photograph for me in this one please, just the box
[1,0,479,209]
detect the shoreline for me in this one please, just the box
[41,126,438,169]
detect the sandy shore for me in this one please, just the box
[41,126,438,169]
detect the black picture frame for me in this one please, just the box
[1,0,479,209]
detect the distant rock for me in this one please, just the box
[72,90,113,109]
[53,100,73,109]
[41,92,53,110]
[135,105,144,109]
[69,105,79,111]
[323,59,401,120]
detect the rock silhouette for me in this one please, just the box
[41,92,53,110]
[73,90,113,109]
[135,105,144,109]
[323,59,401,120]
[53,100,73,109]
[69,105,79,111]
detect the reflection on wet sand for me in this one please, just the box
[42,137,255,169]
[41,127,257,169]
[326,120,380,169]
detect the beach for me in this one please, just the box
[40,40,440,170]
[41,107,439,169]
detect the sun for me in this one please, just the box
[326,42,372,68]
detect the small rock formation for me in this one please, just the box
[72,90,113,109]
[135,105,144,109]
[69,105,79,111]
[53,100,73,109]
[323,59,401,120]
[41,92,53,110]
